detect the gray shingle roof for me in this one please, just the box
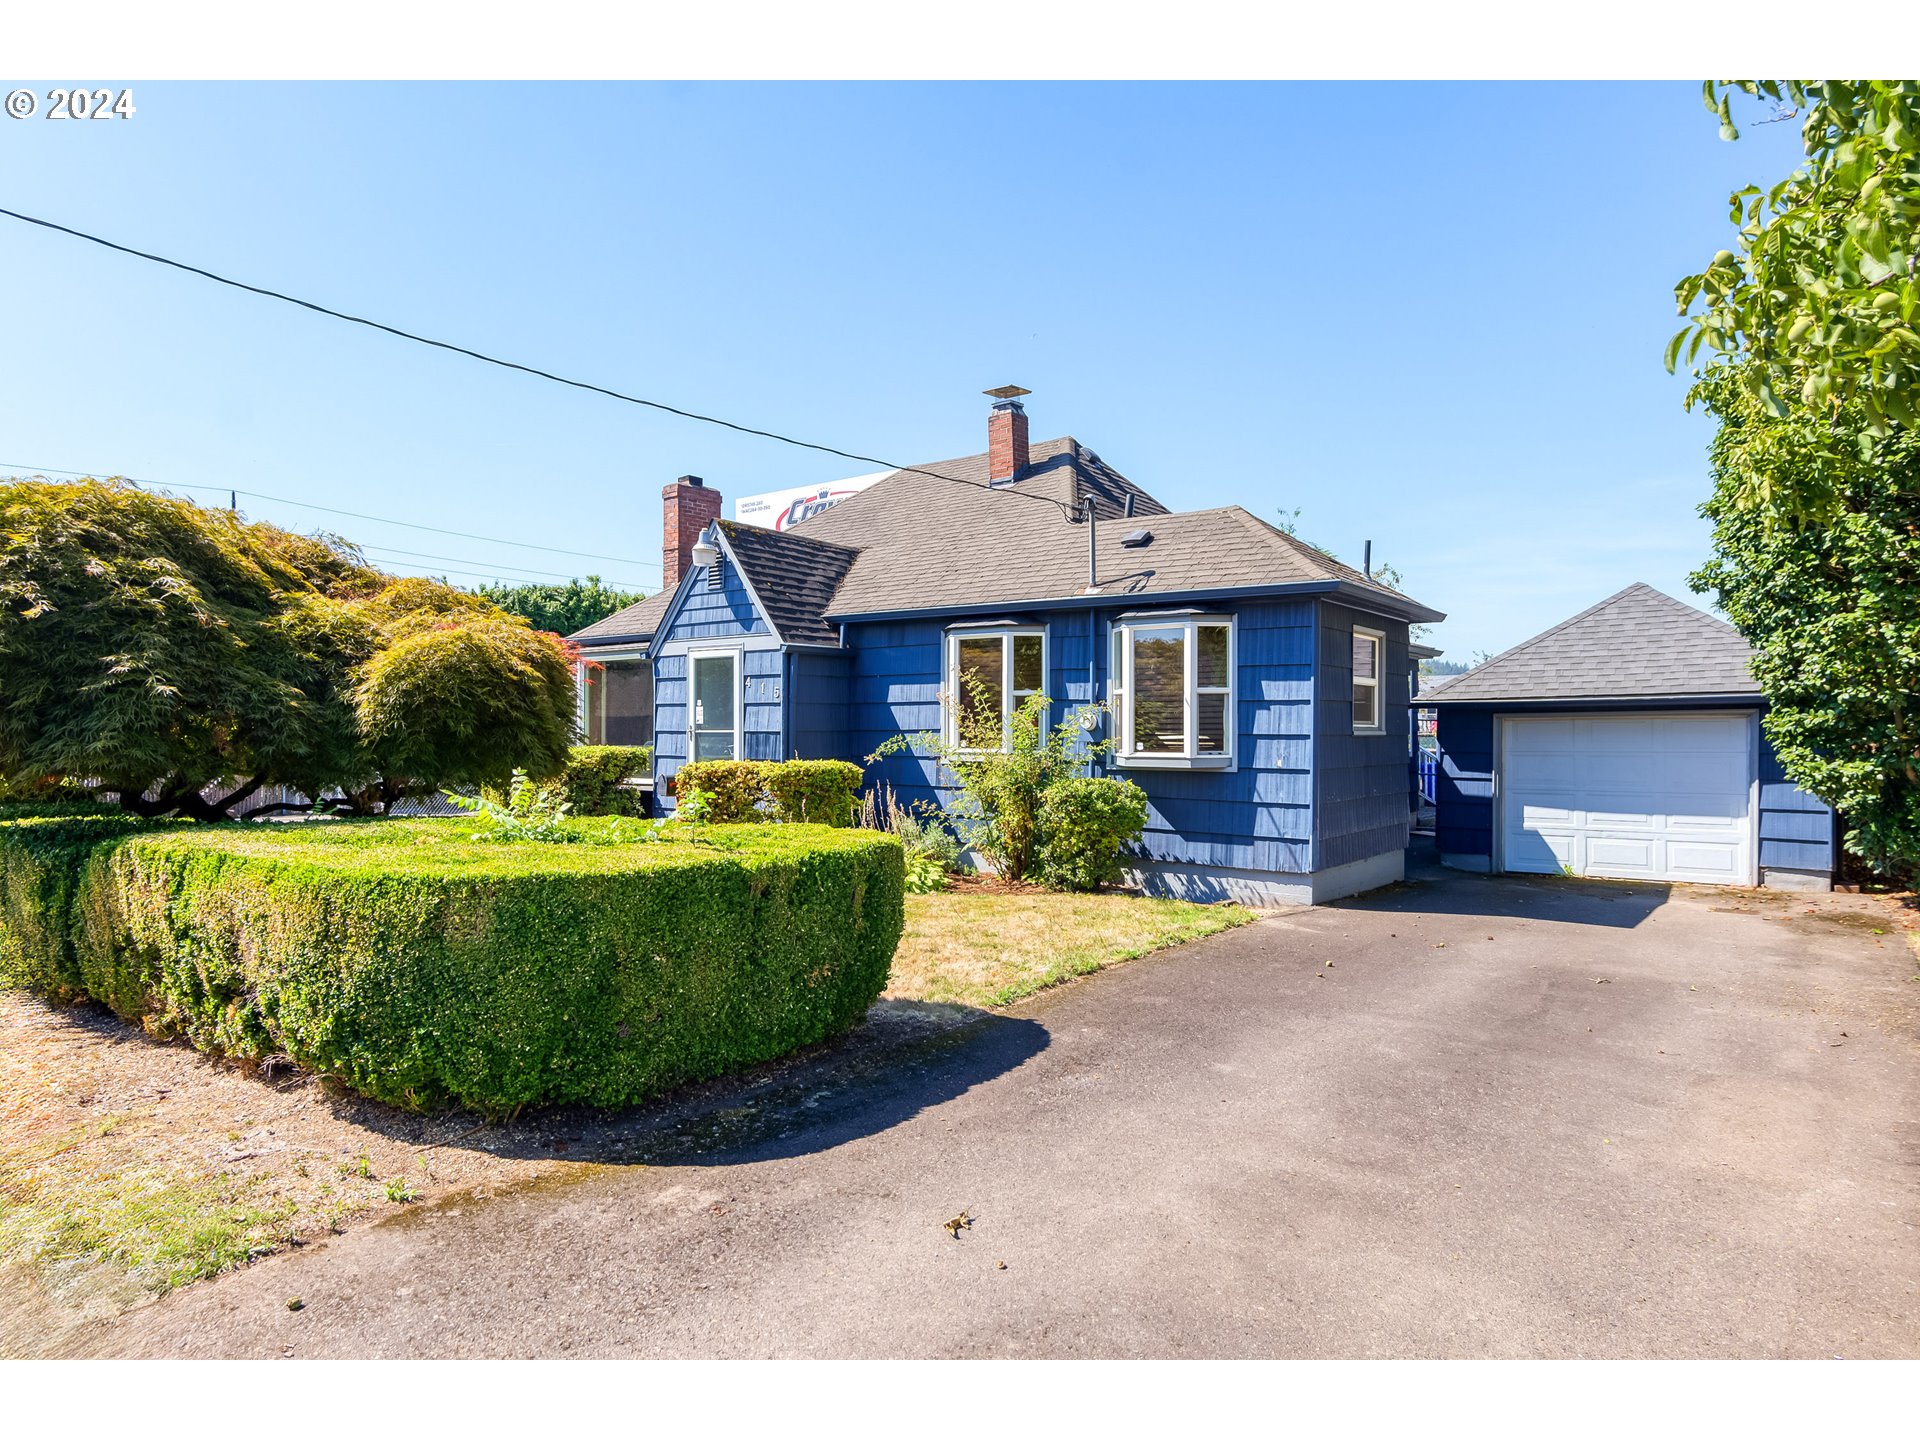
[715,520,858,647]
[787,438,1439,622]
[1422,583,1757,703]
[570,588,672,646]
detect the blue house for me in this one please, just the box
[1422,583,1836,890]
[572,392,1443,905]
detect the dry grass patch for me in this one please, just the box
[886,887,1255,1009]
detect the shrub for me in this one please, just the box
[672,759,863,827]
[671,761,768,822]
[760,761,861,827]
[0,816,905,1115]
[856,782,959,892]
[1038,776,1148,892]
[559,745,652,817]
[869,685,1108,884]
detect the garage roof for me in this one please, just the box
[1422,582,1759,703]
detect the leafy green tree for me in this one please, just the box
[1668,81,1920,514]
[0,479,578,817]
[1688,369,1920,880]
[476,576,645,635]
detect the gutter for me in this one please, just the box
[826,579,1444,628]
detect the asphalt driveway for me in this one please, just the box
[61,866,1920,1358]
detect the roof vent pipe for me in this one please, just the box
[1085,497,1097,590]
[1363,539,1372,580]
[1123,492,1136,518]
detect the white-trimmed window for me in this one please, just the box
[1109,615,1234,768]
[1351,626,1385,734]
[944,626,1046,751]
[688,648,741,761]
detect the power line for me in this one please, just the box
[356,543,648,590]
[0,206,1080,523]
[0,461,664,570]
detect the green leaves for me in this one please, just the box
[1690,367,1920,880]
[1672,82,1920,464]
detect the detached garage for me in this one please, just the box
[1425,583,1836,892]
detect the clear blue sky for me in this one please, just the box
[0,81,1805,658]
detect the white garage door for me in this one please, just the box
[1501,712,1754,885]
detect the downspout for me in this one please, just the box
[782,649,795,759]
[1088,607,1100,777]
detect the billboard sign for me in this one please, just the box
[734,471,889,531]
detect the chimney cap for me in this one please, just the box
[677,475,705,487]
[983,385,1031,400]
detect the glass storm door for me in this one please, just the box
[690,652,739,761]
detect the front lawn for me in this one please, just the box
[885,887,1256,1009]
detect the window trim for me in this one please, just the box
[1108,614,1237,771]
[579,648,655,748]
[575,642,649,742]
[943,626,1047,753]
[1351,625,1386,736]
[687,647,742,762]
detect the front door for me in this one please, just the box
[690,651,739,761]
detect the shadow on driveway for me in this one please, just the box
[1352,854,1675,931]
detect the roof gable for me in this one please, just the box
[712,520,857,648]
[1424,583,1757,703]
[569,588,672,646]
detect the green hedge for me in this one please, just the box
[559,744,653,816]
[1,815,904,1114]
[672,759,863,827]
[0,810,155,996]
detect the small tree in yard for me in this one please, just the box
[0,478,578,818]
[871,677,1142,886]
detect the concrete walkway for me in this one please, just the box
[65,870,1920,1358]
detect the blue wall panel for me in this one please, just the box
[650,561,785,807]
[1313,601,1415,871]
[841,600,1320,875]
[1433,705,1496,861]
[790,650,852,760]
[1758,730,1835,876]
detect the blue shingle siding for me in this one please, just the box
[1312,602,1414,871]
[1758,734,1835,876]
[842,601,1319,874]
[662,560,769,642]
[1433,705,1496,862]
[652,653,689,776]
[1112,599,1316,874]
[845,618,948,813]
[789,650,852,759]
[650,560,786,806]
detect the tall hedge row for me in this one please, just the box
[0,815,904,1114]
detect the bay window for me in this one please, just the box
[945,626,1045,751]
[1109,615,1234,767]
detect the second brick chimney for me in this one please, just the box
[986,389,1031,484]
[662,475,723,589]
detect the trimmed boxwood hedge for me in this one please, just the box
[672,759,863,827]
[0,814,905,1115]
[0,808,156,997]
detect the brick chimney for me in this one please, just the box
[662,475,723,588]
[986,387,1031,484]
